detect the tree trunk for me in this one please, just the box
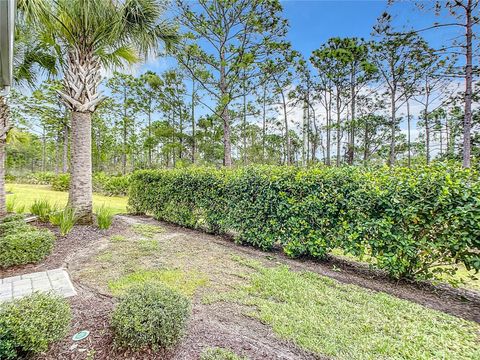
[389,88,396,166]
[42,126,47,172]
[147,102,152,168]
[220,47,232,167]
[191,79,196,164]
[407,99,411,167]
[0,96,8,217]
[63,122,69,173]
[326,94,331,166]
[336,92,341,167]
[462,0,473,168]
[425,105,430,165]
[262,85,267,161]
[348,69,356,165]
[68,111,93,223]
[281,89,290,165]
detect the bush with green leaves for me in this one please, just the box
[0,292,71,359]
[0,229,56,268]
[49,207,77,236]
[129,165,480,280]
[6,172,56,185]
[0,215,56,268]
[51,173,70,192]
[30,199,56,222]
[95,205,114,230]
[93,172,131,196]
[111,284,190,351]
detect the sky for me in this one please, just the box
[142,0,456,75]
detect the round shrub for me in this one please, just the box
[0,228,56,268]
[111,284,190,351]
[0,292,71,359]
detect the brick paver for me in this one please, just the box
[0,268,76,302]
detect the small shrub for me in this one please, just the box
[0,220,31,236]
[49,207,76,236]
[95,205,114,230]
[201,348,248,360]
[30,199,56,222]
[111,284,190,351]
[93,173,130,196]
[0,292,71,360]
[0,228,56,267]
[51,173,70,192]
[1,214,25,223]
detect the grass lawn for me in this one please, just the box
[209,258,480,360]
[6,183,128,214]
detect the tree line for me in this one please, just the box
[1,0,478,222]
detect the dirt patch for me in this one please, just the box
[2,215,478,359]
[29,216,318,360]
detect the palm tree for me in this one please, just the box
[28,0,177,222]
[0,10,58,217]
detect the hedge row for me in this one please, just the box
[129,165,480,280]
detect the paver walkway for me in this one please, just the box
[0,268,76,302]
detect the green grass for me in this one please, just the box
[211,260,480,360]
[200,347,248,360]
[131,223,165,238]
[108,269,208,297]
[6,184,127,214]
[330,248,480,292]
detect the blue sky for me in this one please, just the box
[142,0,456,75]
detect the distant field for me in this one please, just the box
[6,184,128,214]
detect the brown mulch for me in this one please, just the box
[1,215,479,360]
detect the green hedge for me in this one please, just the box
[0,292,71,359]
[0,216,56,268]
[51,172,130,196]
[129,165,480,280]
[6,172,57,185]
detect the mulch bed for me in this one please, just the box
[1,215,479,359]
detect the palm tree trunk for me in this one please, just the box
[68,111,93,223]
[63,122,69,173]
[462,0,473,168]
[0,96,8,217]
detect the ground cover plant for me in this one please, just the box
[207,257,480,360]
[0,292,71,359]
[200,347,248,360]
[129,165,480,281]
[0,214,56,267]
